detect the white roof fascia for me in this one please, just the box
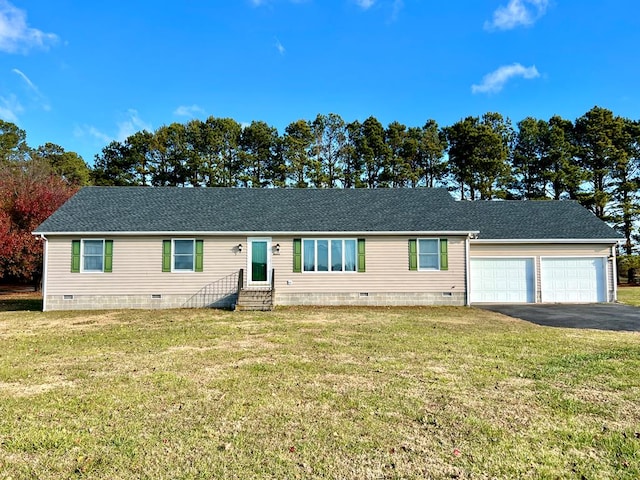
[471,238,621,244]
[35,230,480,237]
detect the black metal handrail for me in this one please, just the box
[182,270,240,309]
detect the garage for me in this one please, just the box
[470,258,535,303]
[540,257,606,303]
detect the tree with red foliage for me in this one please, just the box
[0,159,77,287]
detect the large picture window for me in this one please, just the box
[303,239,357,272]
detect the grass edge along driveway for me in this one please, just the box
[0,305,639,479]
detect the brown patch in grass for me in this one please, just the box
[312,373,381,395]
[165,345,212,353]
[210,336,281,352]
[0,311,128,337]
[0,378,75,397]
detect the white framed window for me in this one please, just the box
[173,239,195,272]
[303,239,357,273]
[82,239,105,272]
[418,238,440,270]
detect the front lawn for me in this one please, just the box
[618,286,640,306]
[0,305,638,479]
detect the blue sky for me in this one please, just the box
[1,0,639,165]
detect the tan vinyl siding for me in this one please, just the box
[45,235,467,297]
[470,243,611,257]
[46,236,246,296]
[272,236,466,294]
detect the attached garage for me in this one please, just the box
[540,257,606,303]
[470,258,535,303]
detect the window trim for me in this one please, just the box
[418,238,441,271]
[80,239,106,273]
[302,238,358,274]
[171,238,196,273]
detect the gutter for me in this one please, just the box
[34,230,481,237]
[471,238,622,244]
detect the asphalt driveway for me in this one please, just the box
[477,303,640,332]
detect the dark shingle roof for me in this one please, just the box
[35,186,472,233]
[34,186,621,240]
[458,200,622,240]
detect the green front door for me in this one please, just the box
[251,240,268,283]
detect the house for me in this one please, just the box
[33,187,622,311]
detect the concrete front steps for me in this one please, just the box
[236,289,273,311]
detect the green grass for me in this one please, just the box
[0,305,639,479]
[618,286,640,306]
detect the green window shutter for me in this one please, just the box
[195,239,204,272]
[440,239,448,271]
[357,238,366,273]
[162,240,171,272]
[104,240,113,273]
[71,240,81,273]
[293,238,302,273]
[408,239,417,271]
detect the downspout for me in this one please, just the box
[38,234,48,312]
[465,234,471,306]
[611,244,618,303]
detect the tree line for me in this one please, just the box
[92,107,640,254]
[1,105,640,286]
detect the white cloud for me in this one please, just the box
[73,125,112,144]
[12,68,36,91]
[250,0,309,6]
[390,0,404,21]
[12,68,50,110]
[484,0,549,31]
[0,93,23,123]
[173,104,204,117]
[74,109,152,146]
[116,109,152,141]
[275,37,285,55]
[0,0,58,53]
[354,0,375,10]
[471,63,540,94]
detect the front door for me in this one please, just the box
[248,237,271,286]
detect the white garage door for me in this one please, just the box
[471,258,535,303]
[541,257,606,303]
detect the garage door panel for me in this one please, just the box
[541,257,605,303]
[471,258,535,303]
